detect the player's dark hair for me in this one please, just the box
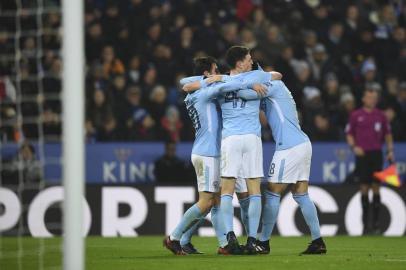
[193,56,217,75]
[225,46,250,68]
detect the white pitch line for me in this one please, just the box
[385,259,406,262]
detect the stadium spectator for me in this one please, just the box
[161,106,183,142]
[309,112,341,141]
[1,142,41,188]
[41,105,61,141]
[337,91,356,130]
[126,55,142,85]
[346,87,395,235]
[101,45,125,79]
[125,86,156,141]
[147,85,168,128]
[85,21,105,63]
[86,88,117,142]
[154,141,189,183]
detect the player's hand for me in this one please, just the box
[206,75,223,84]
[252,83,267,97]
[386,151,395,163]
[353,146,364,156]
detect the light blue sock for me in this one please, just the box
[170,203,203,240]
[259,190,280,241]
[180,216,206,246]
[220,194,234,233]
[238,196,250,235]
[248,194,261,238]
[211,206,228,248]
[293,193,321,240]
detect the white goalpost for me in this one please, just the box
[62,0,85,269]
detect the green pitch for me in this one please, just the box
[1,236,406,270]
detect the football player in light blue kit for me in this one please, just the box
[237,79,327,255]
[164,56,267,255]
[183,48,281,254]
[179,56,280,255]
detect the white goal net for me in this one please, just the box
[0,0,63,269]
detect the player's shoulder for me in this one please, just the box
[186,88,211,103]
[270,80,284,88]
[184,92,199,105]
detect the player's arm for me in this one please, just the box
[204,80,245,98]
[345,114,364,156]
[179,76,202,86]
[255,62,282,80]
[180,76,203,92]
[182,75,226,92]
[237,84,269,100]
[248,70,273,84]
[203,79,266,98]
[270,71,282,80]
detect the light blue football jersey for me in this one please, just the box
[183,76,253,156]
[217,70,272,138]
[238,80,309,151]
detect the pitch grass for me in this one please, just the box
[1,236,406,270]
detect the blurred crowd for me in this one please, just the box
[1,0,406,144]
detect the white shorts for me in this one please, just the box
[268,142,312,184]
[191,154,220,192]
[221,134,263,179]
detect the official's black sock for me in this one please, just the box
[361,194,369,231]
[372,194,381,229]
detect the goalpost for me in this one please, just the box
[62,0,84,269]
[0,0,84,268]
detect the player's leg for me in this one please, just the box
[164,155,215,255]
[181,155,223,254]
[290,142,326,255]
[257,146,290,253]
[220,178,237,238]
[180,191,214,254]
[244,177,261,254]
[210,192,229,254]
[236,177,249,235]
[291,181,326,255]
[257,182,287,254]
[241,134,264,254]
[292,181,321,241]
[220,135,244,254]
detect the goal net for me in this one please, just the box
[0,0,64,269]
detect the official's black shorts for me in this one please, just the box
[354,150,383,184]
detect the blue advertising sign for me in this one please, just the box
[2,143,405,185]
